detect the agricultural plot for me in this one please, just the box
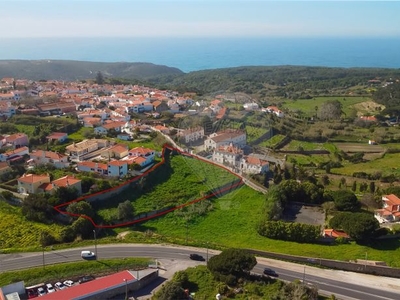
[259,134,286,148]
[246,125,269,144]
[95,153,240,223]
[283,140,328,151]
[335,143,385,153]
[281,96,372,117]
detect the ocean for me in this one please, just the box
[1,37,400,73]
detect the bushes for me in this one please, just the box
[257,220,321,243]
[329,212,379,241]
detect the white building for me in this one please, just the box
[205,129,246,150]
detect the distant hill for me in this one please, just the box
[0,60,184,81]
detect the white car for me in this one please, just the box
[63,280,74,287]
[46,283,55,293]
[81,250,96,259]
[37,287,46,297]
[55,282,67,290]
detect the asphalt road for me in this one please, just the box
[1,244,400,300]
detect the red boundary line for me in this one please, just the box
[53,144,244,228]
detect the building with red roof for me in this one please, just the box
[375,194,400,223]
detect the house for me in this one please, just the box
[128,147,155,166]
[179,127,205,144]
[46,132,68,143]
[101,144,129,159]
[263,106,284,118]
[77,161,108,176]
[17,173,51,194]
[65,139,109,160]
[323,229,350,239]
[212,144,243,168]
[240,155,269,174]
[243,102,259,111]
[0,161,12,176]
[0,102,16,118]
[5,133,29,148]
[205,129,246,150]
[38,175,82,195]
[117,132,132,141]
[29,150,69,169]
[154,125,170,134]
[359,115,378,123]
[107,160,128,177]
[126,156,148,168]
[94,121,125,135]
[0,146,29,162]
[375,194,400,223]
[153,100,169,113]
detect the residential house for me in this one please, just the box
[0,161,12,176]
[117,132,132,141]
[38,175,82,195]
[17,173,51,194]
[0,102,16,118]
[179,127,205,144]
[29,150,69,169]
[101,144,129,159]
[212,144,243,168]
[128,146,155,166]
[205,129,246,150]
[65,139,109,160]
[94,121,125,135]
[243,102,259,111]
[46,132,68,143]
[153,101,169,113]
[323,229,350,240]
[154,125,170,134]
[126,156,148,168]
[107,160,128,177]
[263,106,284,118]
[210,99,222,114]
[0,146,29,162]
[375,194,400,223]
[167,100,180,113]
[5,133,29,148]
[77,161,108,176]
[240,155,269,174]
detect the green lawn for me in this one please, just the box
[259,134,286,148]
[283,140,331,151]
[281,96,371,117]
[246,125,268,144]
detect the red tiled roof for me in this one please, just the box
[52,175,81,188]
[47,132,67,139]
[383,194,400,206]
[39,270,136,300]
[323,229,350,239]
[18,173,50,184]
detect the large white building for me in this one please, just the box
[204,129,246,150]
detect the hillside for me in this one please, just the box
[0,60,184,81]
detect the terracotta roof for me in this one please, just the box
[108,160,128,167]
[383,194,400,206]
[129,146,154,156]
[47,132,67,139]
[52,175,81,188]
[30,150,67,160]
[4,146,29,156]
[18,173,50,184]
[5,133,27,143]
[245,156,269,166]
[323,229,350,239]
[78,161,108,170]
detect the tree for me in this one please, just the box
[331,190,361,212]
[207,248,256,285]
[21,193,52,223]
[59,226,76,243]
[351,181,357,192]
[40,231,56,247]
[156,281,184,300]
[72,217,94,238]
[369,181,376,193]
[95,71,105,84]
[317,100,343,120]
[117,200,134,220]
[329,212,379,241]
[66,201,94,218]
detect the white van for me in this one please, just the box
[81,250,96,259]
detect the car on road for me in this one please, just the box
[63,280,74,287]
[263,268,279,277]
[46,283,55,293]
[189,253,205,261]
[55,282,67,290]
[81,250,96,259]
[37,287,46,297]
[78,275,95,284]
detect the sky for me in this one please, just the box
[1,0,399,38]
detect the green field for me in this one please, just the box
[281,96,372,117]
[0,201,63,250]
[283,140,334,151]
[259,134,286,148]
[246,125,268,144]
[332,152,400,177]
[96,154,239,222]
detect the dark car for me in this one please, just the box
[263,268,278,277]
[78,275,95,284]
[190,254,205,261]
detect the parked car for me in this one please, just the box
[78,275,95,284]
[263,268,279,277]
[27,289,38,299]
[55,282,67,290]
[37,287,46,297]
[63,280,74,287]
[81,250,96,259]
[46,283,55,293]
[189,253,205,261]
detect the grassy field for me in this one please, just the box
[286,154,332,166]
[95,154,239,222]
[332,152,400,177]
[259,134,286,148]
[283,140,333,151]
[246,125,268,144]
[0,201,64,251]
[281,96,372,117]
[335,143,385,153]
[0,258,150,286]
